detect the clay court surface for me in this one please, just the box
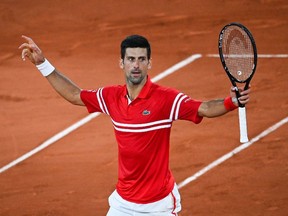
[0,0,288,215]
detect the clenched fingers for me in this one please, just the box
[238,88,251,105]
[21,48,31,61]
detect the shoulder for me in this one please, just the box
[88,85,123,95]
[100,85,126,101]
[103,85,124,92]
[151,83,181,98]
[81,84,125,99]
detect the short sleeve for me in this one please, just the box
[80,89,102,113]
[178,97,203,124]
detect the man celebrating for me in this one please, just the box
[19,34,250,215]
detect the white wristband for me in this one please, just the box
[36,59,55,76]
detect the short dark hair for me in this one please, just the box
[120,35,151,60]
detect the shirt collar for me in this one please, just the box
[137,75,152,99]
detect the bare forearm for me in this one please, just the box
[198,86,251,118]
[46,70,84,106]
[198,99,229,118]
[19,35,84,106]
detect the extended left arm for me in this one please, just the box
[198,87,251,118]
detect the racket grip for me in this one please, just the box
[238,107,249,143]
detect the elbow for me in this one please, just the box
[198,101,227,118]
[65,90,84,106]
[198,102,209,118]
[69,98,81,106]
[71,94,84,106]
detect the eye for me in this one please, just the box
[139,57,145,62]
[127,57,134,62]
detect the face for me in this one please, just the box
[120,48,151,86]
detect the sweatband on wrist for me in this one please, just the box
[36,59,55,77]
[224,96,238,111]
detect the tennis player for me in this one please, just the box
[19,35,250,216]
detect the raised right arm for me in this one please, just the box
[19,35,84,106]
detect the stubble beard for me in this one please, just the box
[127,71,145,85]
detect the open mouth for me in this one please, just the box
[131,70,141,77]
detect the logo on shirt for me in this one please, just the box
[142,110,151,115]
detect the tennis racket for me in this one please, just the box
[218,22,257,143]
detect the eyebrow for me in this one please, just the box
[126,56,147,59]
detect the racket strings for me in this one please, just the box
[222,27,255,82]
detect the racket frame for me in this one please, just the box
[218,22,257,107]
[218,22,257,143]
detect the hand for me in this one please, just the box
[18,35,45,65]
[230,86,251,106]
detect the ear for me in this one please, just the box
[148,59,152,69]
[119,58,124,69]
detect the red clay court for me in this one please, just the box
[0,0,287,215]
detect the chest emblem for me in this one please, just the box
[142,110,151,115]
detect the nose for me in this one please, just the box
[133,60,140,68]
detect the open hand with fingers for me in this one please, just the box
[18,35,45,65]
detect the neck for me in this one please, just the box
[127,77,147,100]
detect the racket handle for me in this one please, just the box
[238,107,249,143]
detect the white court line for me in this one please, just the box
[178,116,288,189]
[207,54,288,58]
[0,113,100,174]
[0,54,202,174]
[151,54,202,82]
